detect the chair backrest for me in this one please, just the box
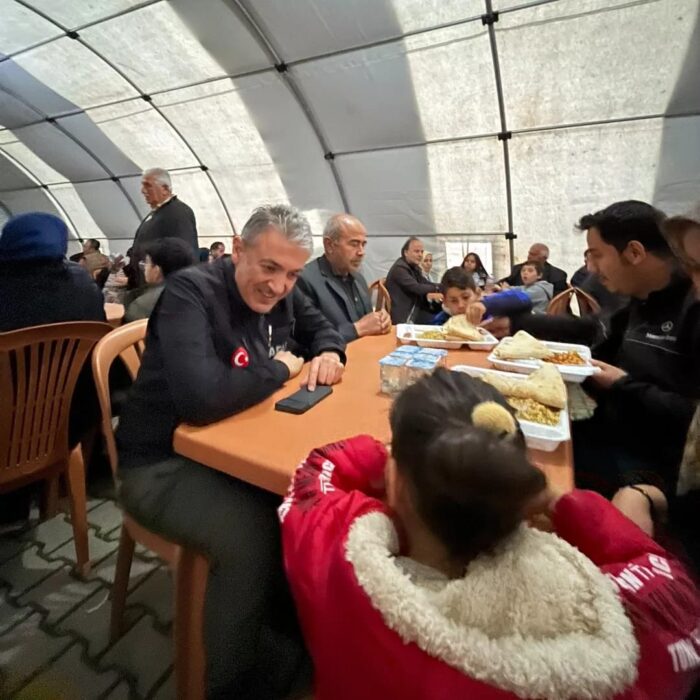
[547,287,601,317]
[92,319,148,476]
[369,278,392,314]
[0,322,112,482]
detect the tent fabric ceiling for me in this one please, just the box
[0,0,699,277]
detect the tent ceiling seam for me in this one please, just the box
[2,107,699,195]
[8,0,238,233]
[2,0,164,64]
[228,0,350,212]
[0,144,82,237]
[0,82,143,219]
[68,38,238,233]
[6,109,699,150]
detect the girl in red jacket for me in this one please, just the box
[280,368,700,699]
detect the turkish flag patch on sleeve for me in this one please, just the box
[231,347,250,368]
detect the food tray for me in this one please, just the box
[487,338,599,384]
[451,365,570,452]
[397,323,498,351]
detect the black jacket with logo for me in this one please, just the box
[514,274,700,473]
[116,257,346,469]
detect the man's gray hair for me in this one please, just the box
[143,167,172,190]
[323,213,361,242]
[241,204,313,253]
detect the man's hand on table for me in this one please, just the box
[354,309,391,338]
[274,350,304,379]
[589,360,627,390]
[306,352,345,391]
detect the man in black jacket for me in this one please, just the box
[385,237,443,323]
[131,167,198,283]
[485,201,700,496]
[500,242,568,295]
[116,204,345,698]
[297,213,391,342]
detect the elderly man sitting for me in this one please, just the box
[500,242,568,295]
[297,213,390,342]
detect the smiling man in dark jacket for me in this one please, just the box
[117,204,345,699]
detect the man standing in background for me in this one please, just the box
[131,168,198,284]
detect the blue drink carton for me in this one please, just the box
[404,357,438,386]
[379,354,409,395]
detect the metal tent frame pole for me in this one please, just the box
[229,0,351,212]
[11,0,238,234]
[483,0,516,267]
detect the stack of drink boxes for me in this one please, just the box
[379,345,448,395]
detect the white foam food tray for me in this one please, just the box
[487,338,599,384]
[397,323,498,351]
[451,365,570,452]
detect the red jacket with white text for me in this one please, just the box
[279,435,700,700]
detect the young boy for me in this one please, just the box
[509,261,554,313]
[432,267,531,326]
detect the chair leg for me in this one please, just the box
[65,444,90,576]
[41,475,60,520]
[174,549,208,700]
[110,525,136,642]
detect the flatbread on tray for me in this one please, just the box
[442,315,483,342]
[493,330,553,360]
[477,363,566,409]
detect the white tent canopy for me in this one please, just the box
[1,0,698,281]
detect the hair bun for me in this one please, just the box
[471,401,517,437]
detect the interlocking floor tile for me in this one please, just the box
[16,643,120,699]
[17,566,103,625]
[55,589,138,659]
[0,613,73,697]
[0,545,63,595]
[86,501,124,538]
[101,615,172,698]
[20,515,74,555]
[48,531,118,569]
[0,589,33,636]
[126,568,173,627]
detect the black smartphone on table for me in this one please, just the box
[274,386,333,415]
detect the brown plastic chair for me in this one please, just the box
[369,278,392,314]
[0,321,112,575]
[92,320,208,700]
[547,287,601,317]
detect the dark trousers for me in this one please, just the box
[573,413,673,498]
[118,456,308,699]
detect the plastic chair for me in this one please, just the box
[0,321,112,575]
[547,287,601,317]
[92,320,208,700]
[369,278,392,314]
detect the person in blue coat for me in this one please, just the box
[432,267,532,326]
